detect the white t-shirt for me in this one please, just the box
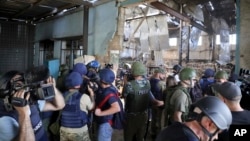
[174,74,180,82]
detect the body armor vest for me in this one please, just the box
[125,80,151,113]
[60,91,88,128]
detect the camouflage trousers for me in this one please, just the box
[60,128,91,141]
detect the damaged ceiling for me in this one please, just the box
[0,0,112,23]
[124,0,236,35]
[0,0,236,35]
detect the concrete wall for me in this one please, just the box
[163,33,236,66]
[34,1,118,66]
[239,0,250,70]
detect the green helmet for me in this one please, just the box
[131,62,146,76]
[215,70,228,79]
[59,64,69,72]
[179,67,196,81]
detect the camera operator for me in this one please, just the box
[0,70,65,141]
[10,89,35,141]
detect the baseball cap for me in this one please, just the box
[65,72,83,88]
[213,81,242,100]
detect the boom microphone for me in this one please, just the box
[24,65,50,83]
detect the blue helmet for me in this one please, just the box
[204,68,215,78]
[72,63,87,75]
[88,60,100,68]
[99,68,115,84]
[65,72,83,88]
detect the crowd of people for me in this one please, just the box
[0,60,248,141]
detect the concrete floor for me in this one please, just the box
[112,129,154,141]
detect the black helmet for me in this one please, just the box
[191,96,232,130]
[173,64,182,72]
[0,71,23,98]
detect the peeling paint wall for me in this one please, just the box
[240,0,250,70]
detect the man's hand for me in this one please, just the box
[87,82,95,96]
[95,108,102,116]
[12,90,30,116]
[46,76,56,88]
[12,90,35,141]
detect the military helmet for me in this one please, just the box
[99,68,115,84]
[215,70,228,80]
[204,68,215,78]
[131,62,146,76]
[87,60,100,68]
[59,64,69,72]
[179,67,196,81]
[191,96,232,130]
[65,72,83,88]
[72,63,87,75]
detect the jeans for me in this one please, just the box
[97,122,113,141]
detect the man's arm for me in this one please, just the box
[17,108,35,141]
[173,111,183,122]
[95,102,120,116]
[13,90,35,141]
[42,76,65,111]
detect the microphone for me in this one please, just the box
[24,65,50,83]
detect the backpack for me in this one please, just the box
[199,78,215,95]
[189,82,203,103]
[98,92,125,130]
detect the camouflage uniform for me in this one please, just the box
[60,126,91,141]
[122,62,153,141]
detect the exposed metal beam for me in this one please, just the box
[92,0,115,6]
[56,0,86,5]
[150,1,209,33]
[34,4,80,22]
[11,0,46,18]
[120,0,157,7]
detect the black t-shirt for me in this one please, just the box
[232,110,250,124]
[216,110,250,141]
[156,122,199,141]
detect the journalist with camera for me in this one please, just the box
[0,66,65,141]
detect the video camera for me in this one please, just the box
[0,66,55,108]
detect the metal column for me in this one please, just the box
[83,5,89,55]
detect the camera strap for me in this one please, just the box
[4,96,14,112]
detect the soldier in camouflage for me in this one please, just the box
[122,61,163,141]
[166,67,197,125]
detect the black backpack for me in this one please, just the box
[189,82,203,103]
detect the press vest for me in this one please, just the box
[125,79,151,113]
[60,91,88,128]
[0,100,47,141]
